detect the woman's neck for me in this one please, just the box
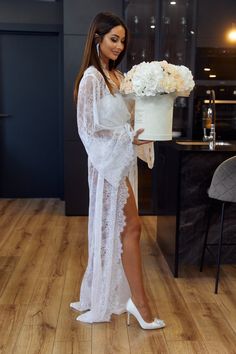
[99,54,109,71]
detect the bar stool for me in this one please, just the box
[200,156,236,293]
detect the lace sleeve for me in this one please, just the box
[77,72,136,188]
[136,143,155,169]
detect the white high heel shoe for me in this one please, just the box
[126,298,165,330]
[70,302,80,311]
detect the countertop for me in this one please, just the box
[159,140,236,152]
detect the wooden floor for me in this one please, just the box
[0,199,235,354]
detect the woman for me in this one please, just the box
[70,12,165,330]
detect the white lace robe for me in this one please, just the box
[73,66,153,323]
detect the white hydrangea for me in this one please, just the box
[120,60,195,97]
[131,61,164,96]
[176,65,195,92]
[120,65,138,95]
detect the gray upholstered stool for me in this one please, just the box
[200,156,236,293]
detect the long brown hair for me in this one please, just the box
[73,12,128,103]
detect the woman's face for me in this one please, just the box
[99,25,126,65]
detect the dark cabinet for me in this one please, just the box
[156,141,236,276]
[124,0,197,139]
[192,1,236,142]
[193,47,236,141]
[124,0,197,214]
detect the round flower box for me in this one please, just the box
[134,93,176,141]
[120,60,195,141]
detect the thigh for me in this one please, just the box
[122,178,140,236]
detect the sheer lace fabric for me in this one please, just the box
[72,66,154,323]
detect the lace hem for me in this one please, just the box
[116,178,129,257]
[71,178,132,323]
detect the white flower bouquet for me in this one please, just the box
[120,60,195,97]
[120,61,195,141]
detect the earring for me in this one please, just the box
[96,43,100,57]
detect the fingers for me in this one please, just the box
[133,128,143,145]
[133,128,144,140]
[133,128,152,145]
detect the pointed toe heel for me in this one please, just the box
[126,298,165,330]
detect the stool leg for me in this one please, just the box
[215,202,225,294]
[200,202,212,272]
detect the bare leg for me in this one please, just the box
[121,179,153,322]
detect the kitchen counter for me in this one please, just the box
[170,140,236,151]
[155,140,236,277]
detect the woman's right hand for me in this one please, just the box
[132,129,153,145]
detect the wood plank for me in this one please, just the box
[142,220,204,343]
[0,304,28,354]
[215,292,236,332]
[144,216,236,352]
[54,216,91,344]
[52,340,91,354]
[177,264,236,334]
[12,325,55,354]
[167,340,209,353]
[0,256,20,297]
[0,200,63,305]
[0,199,32,255]
[0,202,235,353]
[23,275,65,327]
[92,315,130,354]
[181,301,236,353]
[0,199,58,257]
[127,324,169,354]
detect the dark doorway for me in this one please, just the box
[0,31,62,197]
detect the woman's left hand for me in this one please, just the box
[132,129,154,145]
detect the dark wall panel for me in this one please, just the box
[64,0,122,34]
[64,140,88,215]
[0,1,62,25]
[0,1,63,198]
[64,35,86,141]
